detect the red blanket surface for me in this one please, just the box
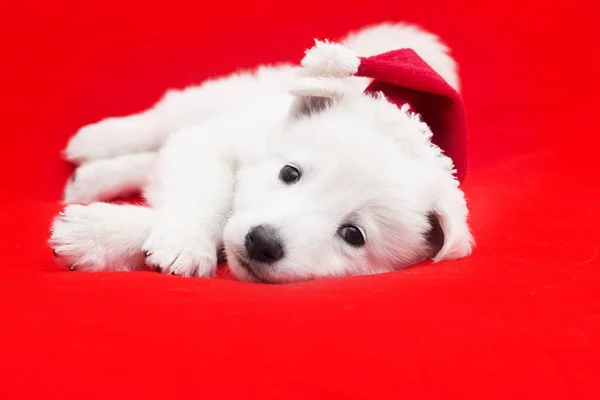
[1,0,599,398]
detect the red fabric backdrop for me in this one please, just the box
[1,0,599,398]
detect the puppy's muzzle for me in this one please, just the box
[244,225,284,264]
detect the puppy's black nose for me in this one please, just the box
[245,225,284,264]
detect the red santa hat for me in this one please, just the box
[298,40,468,183]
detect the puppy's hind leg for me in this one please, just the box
[65,88,201,164]
[64,152,157,204]
[50,203,156,272]
[65,109,166,164]
[65,65,296,164]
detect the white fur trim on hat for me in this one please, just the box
[300,40,361,78]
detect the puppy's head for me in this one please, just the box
[224,79,473,283]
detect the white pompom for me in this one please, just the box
[300,40,360,78]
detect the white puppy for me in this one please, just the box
[50,22,474,283]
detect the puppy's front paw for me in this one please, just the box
[142,228,218,278]
[49,204,145,272]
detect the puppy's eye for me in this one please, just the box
[338,225,365,247]
[279,164,301,184]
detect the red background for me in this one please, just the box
[1,0,599,398]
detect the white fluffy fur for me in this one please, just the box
[50,22,473,283]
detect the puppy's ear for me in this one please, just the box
[290,95,335,119]
[425,211,445,256]
[286,77,355,119]
[428,184,474,262]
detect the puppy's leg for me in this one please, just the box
[64,89,205,164]
[64,65,295,164]
[64,152,157,204]
[50,203,155,272]
[141,128,235,278]
[64,109,167,164]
